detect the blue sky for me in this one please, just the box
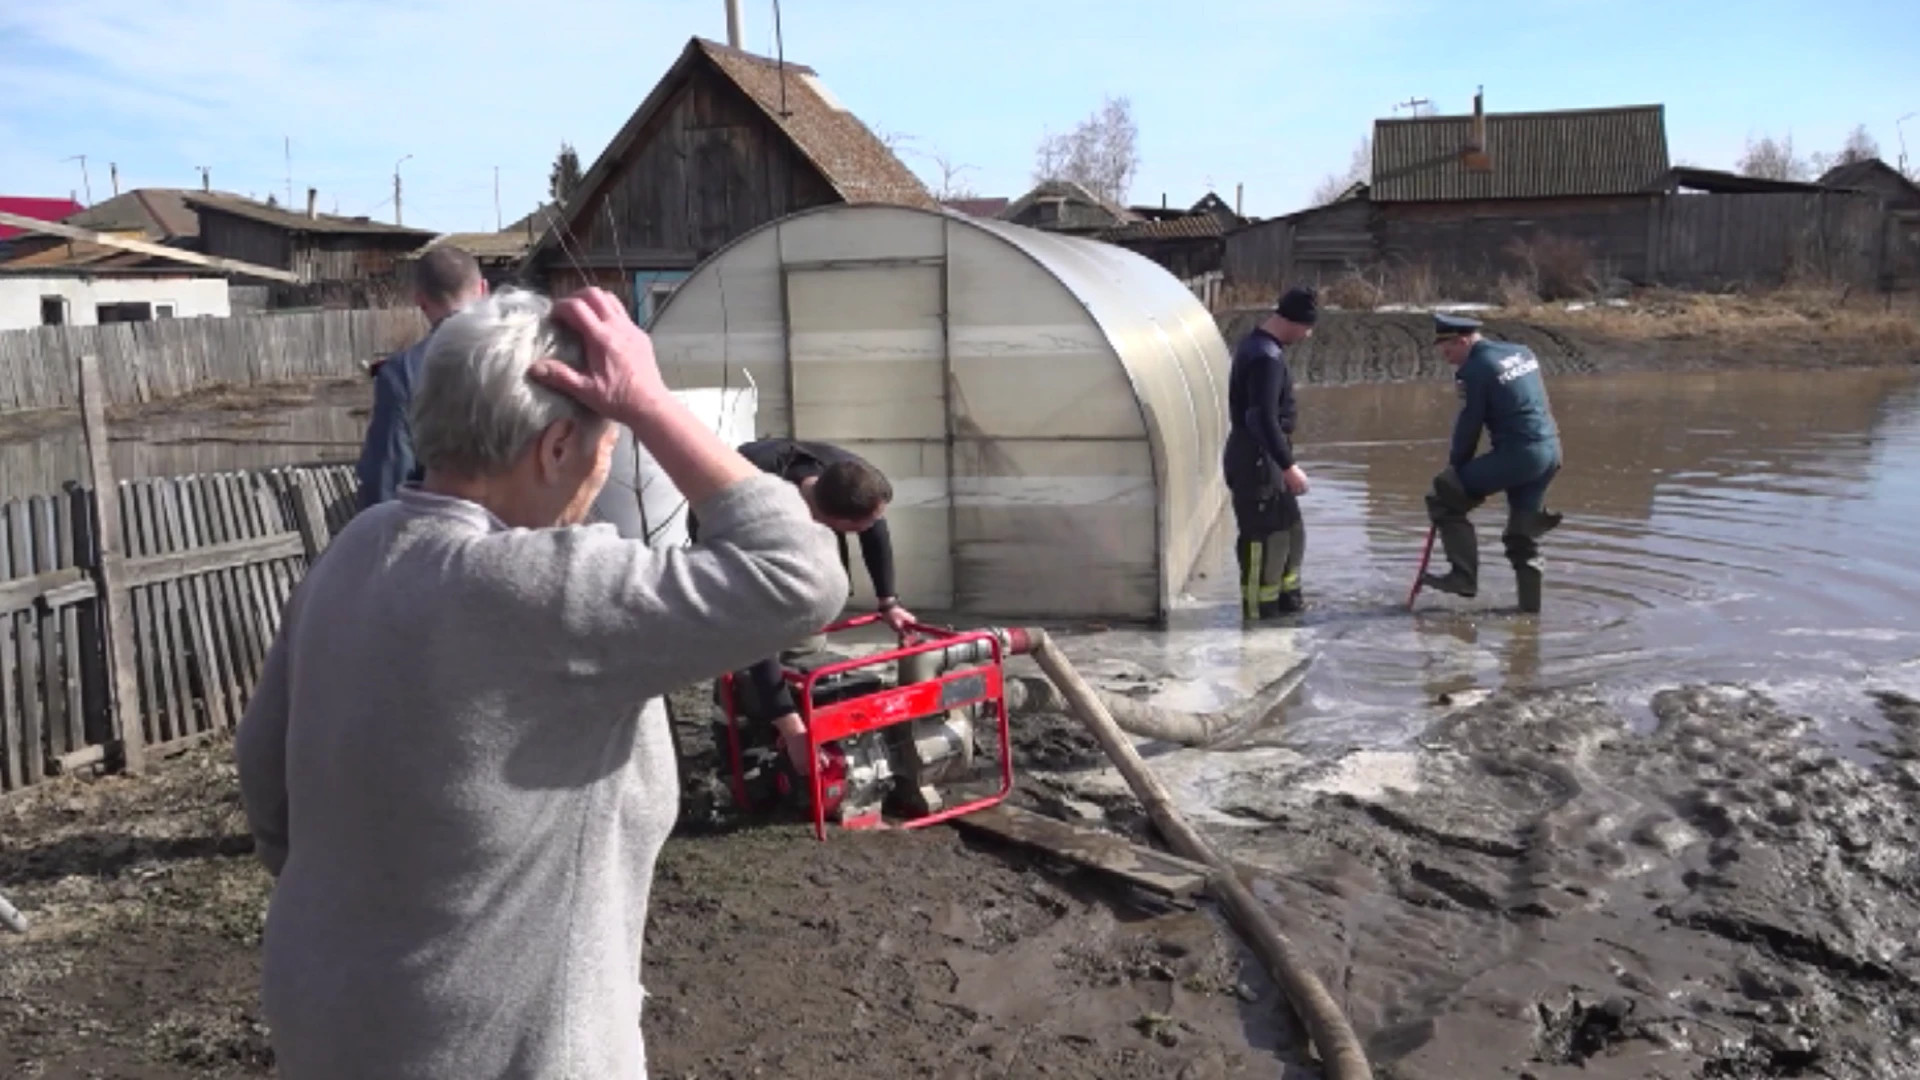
[3,0,1916,234]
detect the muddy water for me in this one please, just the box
[1065,368,1920,765]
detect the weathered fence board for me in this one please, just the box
[0,459,357,794]
[0,307,426,414]
[1223,190,1899,293]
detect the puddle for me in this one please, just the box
[1059,367,1920,758]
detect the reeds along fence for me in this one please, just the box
[0,306,427,413]
[0,355,359,794]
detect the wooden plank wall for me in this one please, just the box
[1222,191,1895,293]
[0,463,357,792]
[1653,192,1885,289]
[0,307,425,413]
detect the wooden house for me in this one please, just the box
[519,36,937,323]
[999,180,1137,236]
[187,192,435,306]
[1098,192,1246,279]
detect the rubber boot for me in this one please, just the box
[1422,517,1479,598]
[1515,565,1543,614]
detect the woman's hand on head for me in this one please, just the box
[531,288,672,423]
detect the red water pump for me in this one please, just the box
[718,616,1023,841]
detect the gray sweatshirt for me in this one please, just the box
[236,473,847,1080]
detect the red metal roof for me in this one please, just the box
[0,196,87,240]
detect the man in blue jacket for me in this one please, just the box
[1421,313,1564,613]
[1223,287,1316,620]
[354,246,487,509]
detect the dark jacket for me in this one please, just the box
[1449,340,1560,468]
[354,334,433,511]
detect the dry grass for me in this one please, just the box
[1500,286,1920,348]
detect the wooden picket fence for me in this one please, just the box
[0,354,357,793]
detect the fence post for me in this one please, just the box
[76,352,145,774]
[290,474,333,561]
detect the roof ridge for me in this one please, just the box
[692,36,819,76]
[1378,103,1665,125]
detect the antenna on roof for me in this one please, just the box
[62,154,92,205]
[772,0,790,118]
[196,166,211,192]
[1900,112,1917,179]
[1393,97,1432,117]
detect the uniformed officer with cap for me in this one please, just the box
[1422,313,1564,613]
[1224,286,1316,620]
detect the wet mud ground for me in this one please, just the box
[0,689,1294,1080]
[1019,683,1920,1079]
[8,681,1920,1078]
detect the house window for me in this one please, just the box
[155,302,177,319]
[96,301,154,324]
[39,296,68,326]
[632,270,691,328]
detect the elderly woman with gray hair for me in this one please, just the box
[235,286,847,1080]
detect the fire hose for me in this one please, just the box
[993,627,1374,1080]
[1002,656,1311,748]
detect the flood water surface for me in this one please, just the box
[1070,367,1920,764]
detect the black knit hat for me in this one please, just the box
[1275,287,1318,326]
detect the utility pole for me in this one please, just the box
[63,154,92,204]
[394,154,413,226]
[494,166,502,230]
[196,166,211,191]
[285,136,293,206]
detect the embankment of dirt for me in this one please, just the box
[1025,683,1920,1079]
[1219,296,1920,385]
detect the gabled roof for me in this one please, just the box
[1817,158,1920,202]
[1668,166,1829,195]
[66,189,205,240]
[528,37,935,267]
[0,237,184,273]
[0,196,86,241]
[505,202,562,236]
[184,193,435,237]
[1372,104,1671,202]
[1002,179,1140,225]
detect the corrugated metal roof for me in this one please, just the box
[1098,214,1232,242]
[0,196,85,240]
[185,194,436,237]
[1371,105,1670,202]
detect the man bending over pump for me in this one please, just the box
[1421,313,1564,613]
[690,438,916,770]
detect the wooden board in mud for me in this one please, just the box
[952,802,1209,900]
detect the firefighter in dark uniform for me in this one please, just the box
[689,438,915,771]
[1223,287,1317,620]
[1421,313,1564,613]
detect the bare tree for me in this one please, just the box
[1032,95,1140,205]
[1810,124,1881,175]
[1310,136,1372,206]
[928,152,979,200]
[1737,134,1812,181]
[872,125,916,156]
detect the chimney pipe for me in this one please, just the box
[1470,86,1486,150]
[1235,182,1243,216]
[110,163,120,196]
[307,187,318,218]
[725,0,743,48]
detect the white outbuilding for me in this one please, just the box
[647,204,1232,623]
